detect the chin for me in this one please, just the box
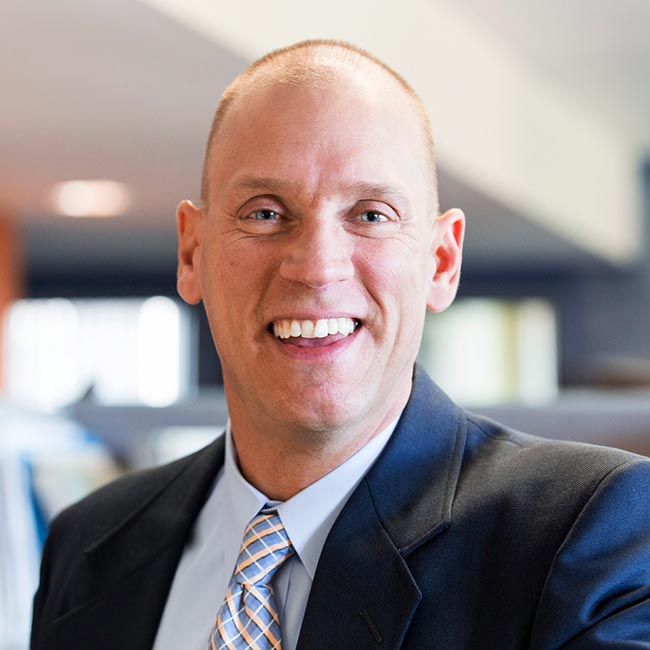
[272,396,358,436]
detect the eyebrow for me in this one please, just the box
[233,176,411,210]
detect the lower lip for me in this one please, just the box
[270,326,361,359]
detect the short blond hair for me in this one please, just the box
[200,39,437,212]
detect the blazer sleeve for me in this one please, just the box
[30,521,54,650]
[529,457,650,649]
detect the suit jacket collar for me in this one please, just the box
[52,436,227,650]
[366,364,466,554]
[86,434,226,586]
[297,366,467,650]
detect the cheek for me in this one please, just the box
[202,240,278,316]
[357,241,431,302]
[358,244,431,356]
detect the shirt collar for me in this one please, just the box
[223,418,398,580]
[222,424,268,571]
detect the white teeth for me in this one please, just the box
[301,320,315,338]
[314,319,329,338]
[337,317,349,334]
[273,317,358,339]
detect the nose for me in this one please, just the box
[279,218,354,288]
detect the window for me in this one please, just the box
[418,298,558,406]
[3,296,192,411]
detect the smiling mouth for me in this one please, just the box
[271,317,360,340]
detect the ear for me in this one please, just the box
[427,208,465,313]
[176,199,203,305]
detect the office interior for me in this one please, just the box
[1,1,649,648]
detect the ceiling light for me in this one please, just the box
[49,180,131,217]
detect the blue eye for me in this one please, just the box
[253,209,280,221]
[360,211,388,223]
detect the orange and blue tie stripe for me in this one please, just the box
[209,510,294,650]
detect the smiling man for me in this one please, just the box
[31,41,650,650]
[175,46,463,502]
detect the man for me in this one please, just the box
[31,40,650,650]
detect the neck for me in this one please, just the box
[228,403,406,502]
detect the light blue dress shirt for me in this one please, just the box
[152,419,397,650]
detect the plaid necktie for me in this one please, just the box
[209,509,294,650]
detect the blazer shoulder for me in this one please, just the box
[465,410,645,474]
[50,436,224,549]
[459,410,649,523]
[32,436,225,646]
[529,456,650,647]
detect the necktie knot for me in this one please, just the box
[233,510,294,586]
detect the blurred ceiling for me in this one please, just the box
[452,0,650,150]
[1,0,648,277]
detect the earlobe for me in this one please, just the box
[426,208,465,313]
[176,199,203,305]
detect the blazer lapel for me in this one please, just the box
[51,436,225,650]
[297,367,467,650]
[297,480,422,650]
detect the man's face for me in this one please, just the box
[178,77,463,438]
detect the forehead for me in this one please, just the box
[224,74,419,145]
[207,76,431,206]
[230,58,417,125]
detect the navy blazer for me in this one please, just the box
[31,367,650,649]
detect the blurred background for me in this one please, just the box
[1,0,649,647]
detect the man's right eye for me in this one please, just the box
[252,209,280,221]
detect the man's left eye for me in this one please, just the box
[253,209,280,221]
[360,211,388,223]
